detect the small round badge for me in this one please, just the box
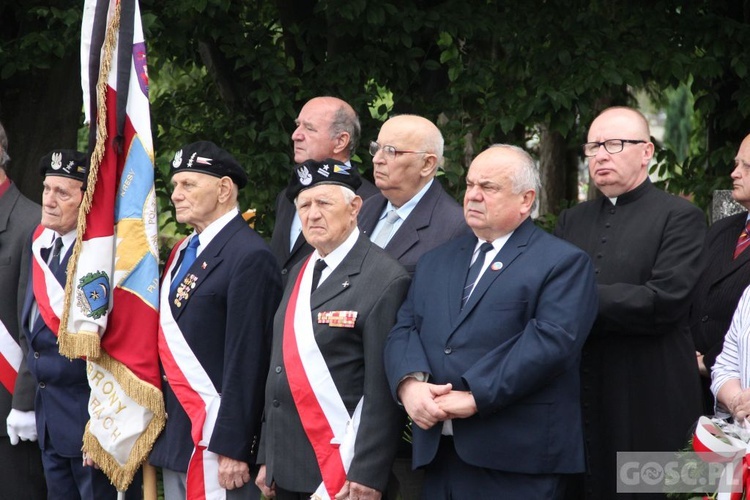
[491,261,503,271]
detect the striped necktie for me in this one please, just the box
[735,220,750,259]
[462,242,494,308]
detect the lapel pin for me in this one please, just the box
[342,280,350,288]
[491,261,503,271]
[201,262,207,269]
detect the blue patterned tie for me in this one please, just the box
[48,237,64,275]
[461,242,494,309]
[171,236,200,293]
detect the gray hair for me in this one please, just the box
[0,121,10,170]
[330,105,361,158]
[489,144,540,212]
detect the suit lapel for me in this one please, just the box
[714,215,750,283]
[384,182,443,260]
[171,216,242,319]
[277,197,296,261]
[454,219,535,329]
[0,184,18,236]
[359,195,387,237]
[310,234,368,310]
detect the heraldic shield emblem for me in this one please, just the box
[76,271,111,319]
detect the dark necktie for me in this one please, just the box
[462,242,494,308]
[311,259,327,291]
[735,220,750,259]
[171,236,200,292]
[48,237,64,275]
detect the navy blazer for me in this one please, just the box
[358,180,471,275]
[20,240,91,457]
[270,176,378,285]
[150,215,282,472]
[384,218,598,475]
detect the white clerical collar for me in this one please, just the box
[311,227,360,286]
[190,208,239,256]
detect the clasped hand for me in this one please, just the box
[398,379,478,430]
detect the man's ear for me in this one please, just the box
[332,132,351,156]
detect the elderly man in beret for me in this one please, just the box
[19,150,121,498]
[256,159,411,500]
[149,141,282,499]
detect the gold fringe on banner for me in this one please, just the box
[82,351,166,492]
[59,1,121,359]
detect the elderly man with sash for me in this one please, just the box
[256,159,411,500]
[150,141,282,499]
[20,149,121,498]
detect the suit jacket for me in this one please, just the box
[0,183,40,423]
[358,180,471,274]
[149,215,282,472]
[270,176,378,285]
[384,218,598,477]
[690,211,750,411]
[554,179,705,498]
[20,238,91,457]
[259,233,411,493]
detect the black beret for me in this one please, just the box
[39,150,88,184]
[170,141,248,188]
[286,158,362,202]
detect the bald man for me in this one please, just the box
[270,96,378,284]
[691,133,750,413]
[359,115,470,276]
[554,106,706,499]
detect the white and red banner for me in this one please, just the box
[0,319,22,395]
[158,241,224,500]
[59,0,164,490]
[283,256,362,500]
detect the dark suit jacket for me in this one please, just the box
[358,180,471,274]
[270,176,378,285]
[0,183,40,421]
[259,233,411,493]
[554,179,705,498]
[690,211,750,410]
[150,215,282,472]
[385,218,598,478]
[20,239,91,457]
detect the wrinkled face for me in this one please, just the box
[372,117,435,207]
[41,176,83,234]
[463,149,534,242]
[170,171,224,232]
[586,108,653,198]
[291,99,340,164]
[296,184,361,257]
[731,135,750,209]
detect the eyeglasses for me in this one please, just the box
[369,141,428,160]
[582,139,646,157]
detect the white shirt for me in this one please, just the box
[309,227,360,289]
[711,285,750,416]
[370,179,434,246]
[189,208,239,257]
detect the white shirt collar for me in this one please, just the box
[311,227,360,286]
[191,208,239,256]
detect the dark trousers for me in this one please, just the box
[0,436,47,499]
[41,446,118,500]
[422,436,566,500]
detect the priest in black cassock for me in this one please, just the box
[554,106,706,500]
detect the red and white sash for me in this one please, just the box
[283,256,363,500]
[0,319,22,394]
[30,226,65,335]
[158,238,224,500]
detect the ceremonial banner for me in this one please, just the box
[59,0,164,490]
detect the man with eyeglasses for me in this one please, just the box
[270,96,378,286]
[359,115,470,276]
[554,106,705,499]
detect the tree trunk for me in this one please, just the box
[538,126,568,215]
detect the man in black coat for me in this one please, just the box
[359,114,470,275]
[554,106,706,499]
[0,121,46,499]
[270,96,377,285]
[691,133,750,413]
